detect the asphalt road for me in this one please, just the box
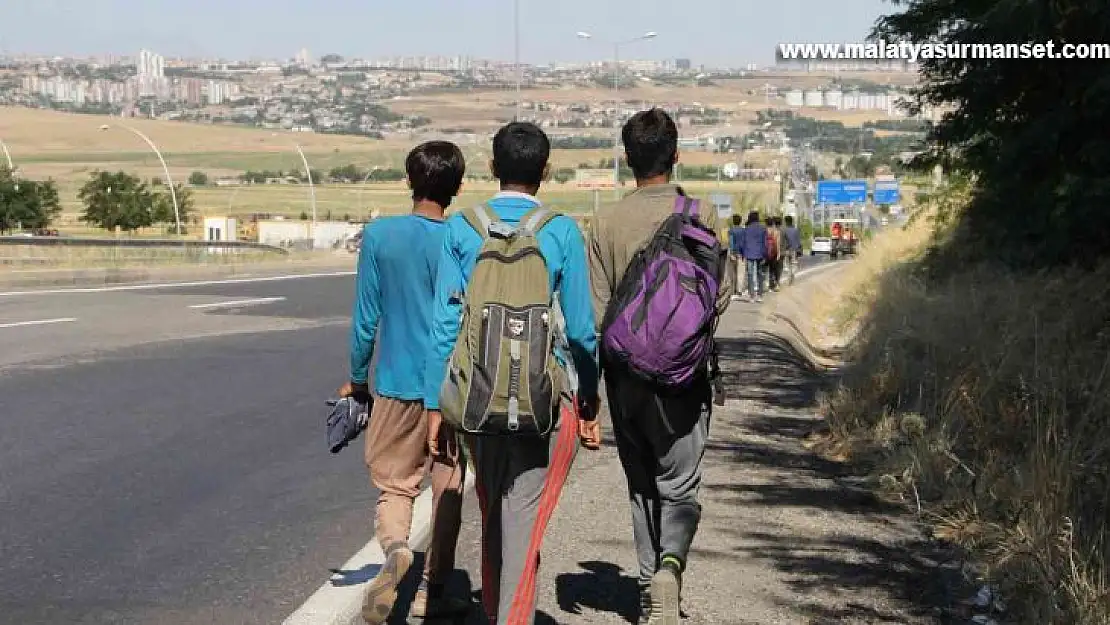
[0,254,829,625]
[0,274,374,625]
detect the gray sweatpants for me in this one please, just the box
[464,403,580,625]
[605,371,711,591]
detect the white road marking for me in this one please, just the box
[283,471,476,625]
[188,297,286,310]
[0,317,77,329]
[0,271,356,298]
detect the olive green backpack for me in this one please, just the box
[438,204,572,437]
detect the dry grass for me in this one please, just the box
[810,194,1110,624]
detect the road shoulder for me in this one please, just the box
[443,268,965,624]
[0,253,356,291]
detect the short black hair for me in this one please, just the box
[773,216,783,226]
[784,215,794,226]
[491,122,550,187]
[406,141,465,208]
[746,211,761,226]
[622,108,679,180]
[731,214,743,227]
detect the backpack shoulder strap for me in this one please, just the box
[672,194,700,218]
[461,204,496,238]
[518,206,560,236]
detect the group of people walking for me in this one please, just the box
[339,107,734,625]
[727,212,803,302]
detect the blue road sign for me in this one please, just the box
[873,179,901,205]
[816,180,868,204]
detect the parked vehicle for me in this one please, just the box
[345,230,363,253]
[810,236,832,256]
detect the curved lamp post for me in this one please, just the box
[0,138,17,192]
[99,123,181,235]
[575,31,658,196]
[293,142,317,246]
[267,133,318,245]
[0,138,13,171]
[356,165,384,218]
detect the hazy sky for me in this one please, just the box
[1,0,891,65]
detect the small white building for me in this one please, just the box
[824,90,843,109]
[203,216,238,242]
[784,89,804,107]
[804,90,824,107]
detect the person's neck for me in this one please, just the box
[412,199,445,220]
[499,183,539,197]
[635,175,671,188]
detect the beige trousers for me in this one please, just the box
[364,396,465,585]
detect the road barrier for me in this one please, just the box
[0,236,289,268]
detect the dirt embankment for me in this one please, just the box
[809,206,1110,625]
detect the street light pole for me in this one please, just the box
[576,31,658,197]
[514,0,521,121]
[612,42,620,195]
[356,165,383,217]
[99,123,181,236]
[293,142,317,247]
[0,138,13,171]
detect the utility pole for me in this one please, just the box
[576,31,658,198]
[514,0,521,121]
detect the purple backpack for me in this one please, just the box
[600,195,727,389]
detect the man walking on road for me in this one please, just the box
[782,215,803,285]
[588,108,733,625]
[423,121,602,625]
[728,214,746,301]
[739,211,767,302]
[769,215,786,291]
[340,141,470,624]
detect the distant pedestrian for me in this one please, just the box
[728,214,745,300]
[740,211,767,302]
[589,108,733,625]
[782,215,802,285]
[770,215,786,290]
[763,216,779,292]
[338,141,470,624]
[424,121,601,625]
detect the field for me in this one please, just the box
[43,179,780,233]
[2,76,910,228]
[3,108,783,226]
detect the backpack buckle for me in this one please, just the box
[487,221,517,239]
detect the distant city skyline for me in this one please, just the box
[0,0,890,66]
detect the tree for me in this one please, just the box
[328,164,366,183]
[188,171,209,186]
[0,169,62,233]
[79,171,155,233]
[875,0,1110,267]
[152,183,194,228]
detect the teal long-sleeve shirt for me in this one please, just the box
[423,192,599,410]
[349,214,446,400]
